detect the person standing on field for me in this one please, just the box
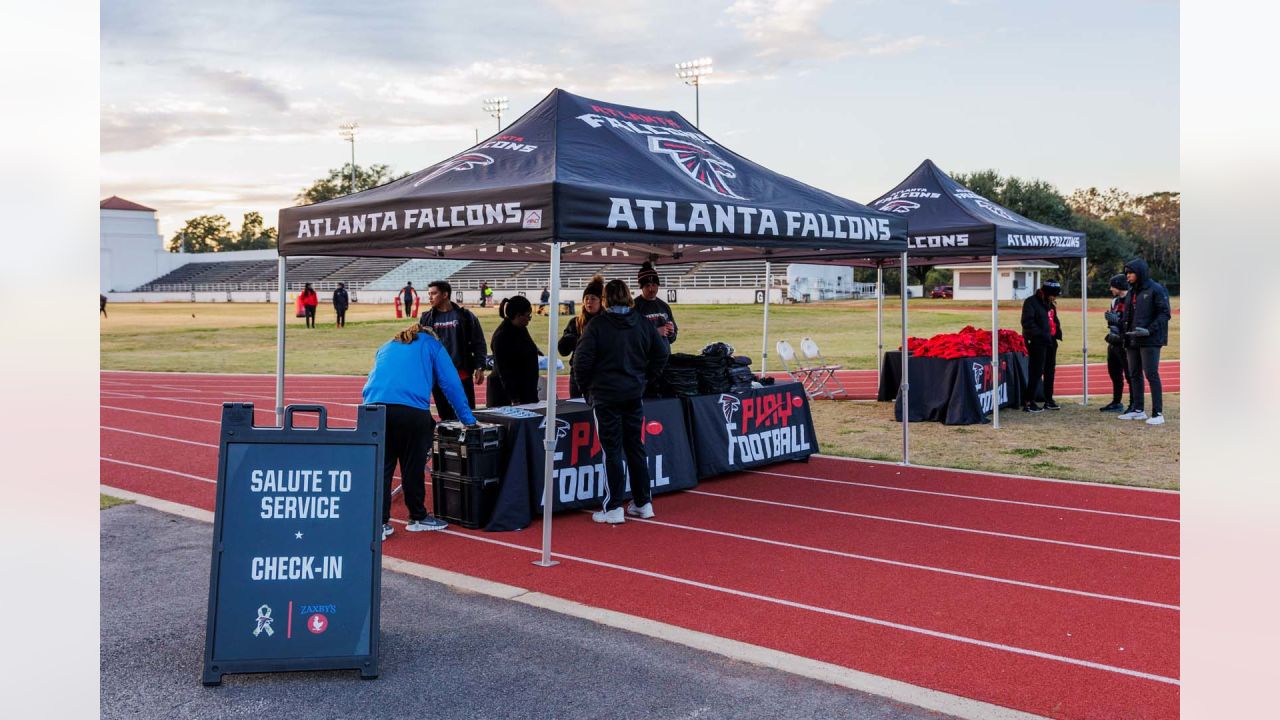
[633,262,677,344]
[1020,279,1062,412]
[1099,274,1130,412]
[400,281,418,318]
[1118,258,1172,426]
[300,283,319,329]
[419,280,486,419]
[332,282,350,328]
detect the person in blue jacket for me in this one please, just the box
[362,321,478,540]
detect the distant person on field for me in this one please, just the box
[1020,279,1062,413]
[558,274,605,399]
[572,279,670,525]
[1118,258,1172,426]
[332,282,350,328]
[100,294,108,318]
[400,281,418,318]
[488,295,541,406]
[481,282,494,308]
[1099,274,1131,412]
[419,280,487,420]
[363,321,477,540]
[538,286,550,315]
[300,283,319,329]
[633,262,677,344]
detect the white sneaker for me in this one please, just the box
[1146,413,1165,426]
[1118,409,1148,420]
[626,502,655,519]
[592,507,625,524]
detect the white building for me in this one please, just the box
[100,196,188,292]
[934,260,1058,301]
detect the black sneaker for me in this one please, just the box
[1023,404,1044,413]
[1099,401,1124,412]
[1043,400,1061,410]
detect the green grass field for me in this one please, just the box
[101,300,1179,488]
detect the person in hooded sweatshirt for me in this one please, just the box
[1099,274,1131,412]
[487,295,541,407]
[558,274,605,399]
[633,262,677,344]
[1020,279,1063,412]
[1118,258,1172,425]
[572,279,670,525]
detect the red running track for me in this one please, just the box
[99,371,1179,719]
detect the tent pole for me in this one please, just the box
[761,260,772,374]
[991,255,1000,429]
[1080,256,1088,405]
[275,257,287,427]
[534,242,562,568]
[876,263,884,381]
[900,252,909,465]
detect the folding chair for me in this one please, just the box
[775,340,821,397]
[799,337,848,398]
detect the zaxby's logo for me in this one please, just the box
[412,153,494,187]
[647,137,744,199]
[879,199,920,214]
[719,391,810,465]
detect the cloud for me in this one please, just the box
[101,105,240,153]
[724,0,854,60]
[865,34,942,56]
[184,67,291,111]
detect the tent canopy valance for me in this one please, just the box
[868,159,1086,261]
[278,89,907,264]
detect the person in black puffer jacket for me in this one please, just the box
[572,279,670,525]
[1099,274,1130,412]
[1020,279,1064,412]
[487,295,541,407]
[1118,258,1172,425]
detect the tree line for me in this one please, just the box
[170,164,1179,297]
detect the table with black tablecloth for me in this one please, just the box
[877,352,1028,425]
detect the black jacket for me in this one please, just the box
[488,320,540,406]
[332,288,349,311]
[1105,294,1127,349]
[1021,291,1063,346]
[1122,258,1171,348]
[558,313,600,398]
[633,295,678,344]
[419,301,487,372]
[572,308,670,404]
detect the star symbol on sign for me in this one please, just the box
[295,531,304,539]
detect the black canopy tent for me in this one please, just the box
[275,89,907,563]
[866,159,1088,428]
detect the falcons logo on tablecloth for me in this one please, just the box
[412,153,494,187]
[538,417,572,440]
[648,138,744,199]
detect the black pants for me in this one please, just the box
[382,404,435,524]
[303,305,316,328]
[594,398,651,512]
[433,374,476,419]
[335,309,346,327]
[1126,346,1163,415]
[1024,340,1058,405]
[1106,343,1129,404]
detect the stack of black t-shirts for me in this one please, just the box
[698,342,735,395]
[727,355,755,393]
[657,353,701,397]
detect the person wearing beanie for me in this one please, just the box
[1099,274,1131,412]
[1118,258,1172,425]
[558,274,605,398]
[1020,279,1063,412]
[633,261,678,345]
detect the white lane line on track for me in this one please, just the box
[815,455,1182,495]
[101,457,215,484]
[688,490,1179,560]
[101,404,223,424]
[745,469,1179,523]
[438,528,1181,686]
[102,426,217,448]
[624,515,1178,610]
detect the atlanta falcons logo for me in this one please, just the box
[412,153,494,187]
[538,417,572,440]
[974,199,1014,220]
[648,137,744,199]
[718,394,741,424]
[878,199,920,214]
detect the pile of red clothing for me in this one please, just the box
[903,326,1028,359]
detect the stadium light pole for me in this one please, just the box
[339,122,358,194]
[483,96,509,132]
[675,57,713,127]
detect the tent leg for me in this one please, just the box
[1080,257,1088,405]
[876,264,884,382]
[900,253,909,465]
[534,242,562,568]
[761,261,772,374]
[991,256,1000,429]
[275,257,287,427]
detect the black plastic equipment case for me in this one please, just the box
[432,422,503,479]
[431,470,499,529]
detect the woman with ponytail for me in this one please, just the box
[488,295,541,406]
[362,321,477,540]
[557,274,605,398]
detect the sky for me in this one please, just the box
[100,0,1179,240]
